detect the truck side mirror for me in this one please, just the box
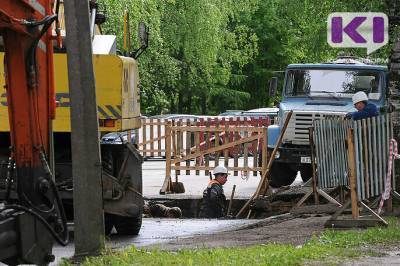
[269,77,278,98]
[130,22,149,59]
[138,22,149,48]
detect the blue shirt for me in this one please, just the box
[350,102,379,120]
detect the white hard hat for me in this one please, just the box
[213,166,229,175]
[352,91,368,105]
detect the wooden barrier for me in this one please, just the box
[160,121,269,194]
[137,117,270,159]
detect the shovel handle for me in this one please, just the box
[227,184,236,216]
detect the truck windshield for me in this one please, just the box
[285,69,382,100]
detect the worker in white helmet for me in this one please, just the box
[345,91,379,120]
[198,166,229,218]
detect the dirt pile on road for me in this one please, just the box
[151,214,330,251]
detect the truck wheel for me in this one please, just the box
[114,215,142,235]
[269,162,297,187]
[299,165,312,183]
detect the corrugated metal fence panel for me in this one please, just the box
[353,113,392,200]
[314,118,350,189]
[314,114,393,200]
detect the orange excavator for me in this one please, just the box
[0,0,68,264]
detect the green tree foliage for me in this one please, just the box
[98,0,388,115]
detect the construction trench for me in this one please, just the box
[52,159,336,264]
[52,154,400,265]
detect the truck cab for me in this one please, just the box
[267,58,388,187]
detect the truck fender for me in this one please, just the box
[267,125,280,148]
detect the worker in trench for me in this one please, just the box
[143,202,182,218]
[345,91,379,120]
[198,166,229,218]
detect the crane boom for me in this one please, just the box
[0,1,68,264]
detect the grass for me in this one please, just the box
[64,217,400,266]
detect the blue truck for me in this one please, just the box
[267,57,389,187]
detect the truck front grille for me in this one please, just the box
[283,111,343,145]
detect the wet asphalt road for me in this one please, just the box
[52,218,259,265]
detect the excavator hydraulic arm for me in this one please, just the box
[0,1,68,264]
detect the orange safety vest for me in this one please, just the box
[207,179,221,188]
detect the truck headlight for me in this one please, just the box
[275,151,280,159]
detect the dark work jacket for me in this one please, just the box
[149,203,168,217]
[198,180,226,218]
[350,102,379,120]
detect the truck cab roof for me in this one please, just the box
[287,63,387,71]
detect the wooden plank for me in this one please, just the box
[214,118,220,166]
[172,166,263,171]
[359,201,388,225]
[171,120,176,160]
[157,119,162,157]
[172,133,261,164]
[243,117,249,178]
[309,127,319,204]
[224,118,229,168]
[227,185,236,216]
[233,118,239,176]
[205,118,211,176]
[176,120,181,176]
[169,126,263,133]
[261,127,268,183]
[237,111,293,218]
[195,121,200,176]
[160,121,172,194]
[186,119,191,175]
[252,118,258,176]
[317,188,342,206]
[142,119,147,157]
[295,190,313,207]
[347,128,359,219]
[229,117,234,172]
[200,118,205,174]
[139,149,166,153]
[258,112,293,196]
[362,119,370,198]
[150,118,154,157]
[179,119,184,155]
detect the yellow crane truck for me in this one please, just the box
[0,1,147,235]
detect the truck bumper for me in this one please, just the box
[273,145,311,168]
